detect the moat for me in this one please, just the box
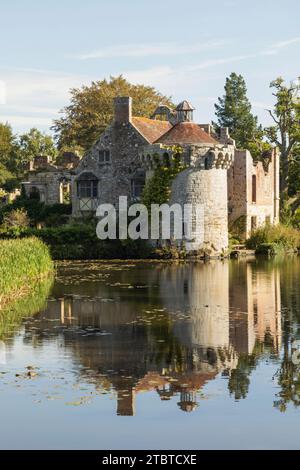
[0,257,300,450]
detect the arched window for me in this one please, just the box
[252,175,257,203]
[131,170,146,200]
[204,157,209,170]
[163,152,170,167]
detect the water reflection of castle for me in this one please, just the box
[24,260,281,415]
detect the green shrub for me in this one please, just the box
[291,208,300,230]
[255,243,283,256]
[0,237,53,306]
[0,197,71,226]
[3,208,29,228]
[246,224,300,251]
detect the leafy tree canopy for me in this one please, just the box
[52,75,174,151]
[0,123,18,171]
[214,72,263,154]
[265,77,300,196]
[0,124,57,186]
[17,128,57,170]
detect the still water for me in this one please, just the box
[0,257,300,450]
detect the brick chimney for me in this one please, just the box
[114,96,132,124]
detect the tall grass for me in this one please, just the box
[0,237,53,307]
[246,224,300,251]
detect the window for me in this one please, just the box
[252,175,257,203]
[131,170,145,200]
[99,149,110,164]
[29,186,40,200]
[77,180,98,198]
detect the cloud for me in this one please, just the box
[262,37,300,55]
[124,66,173,85]
[124,53,259,87]
[187,54,257,71]
[0,67,86,132]
[0,80,6,104]
[74,40,227,60]
[0,114,53,128]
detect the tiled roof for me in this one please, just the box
[155,122,218,145]
[131,116,172,144]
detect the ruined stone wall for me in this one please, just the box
[228,149,280,238]
[228,150,248,235]
[23,172,63,204]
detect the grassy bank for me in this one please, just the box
[246,224,300,255]
[0,237,54,308]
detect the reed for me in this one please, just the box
[246,224,300,251]
[0,237,54,308]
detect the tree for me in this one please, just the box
[52,75,173,151]
[265,77,300,197]
[17,128,57,172]
[0,162,13,187]
[288,145,300,198]
[0,122,18,171]
[214,73,261,152]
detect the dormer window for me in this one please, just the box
[99,149,110,164]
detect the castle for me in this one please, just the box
[23,96,280,255]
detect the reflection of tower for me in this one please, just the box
[117,389,136,417]
[177,390,198,413]
[229,260,281,354]
[160,261,237,372]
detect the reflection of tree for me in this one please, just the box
[228,341,278,400]
[273,257,300,412]
[228,355,252,400]
[147,314,187,371]
[274,318,300,412]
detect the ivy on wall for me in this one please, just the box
[142,146,187,209]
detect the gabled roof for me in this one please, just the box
[155,122,218,145]
[131,116,172,144]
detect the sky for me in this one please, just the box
[0,0,299,135]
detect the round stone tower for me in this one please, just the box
[170,147,233,256]
[139,100,235,257]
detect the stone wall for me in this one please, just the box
[228,148,280,238]
[72,106,148,216]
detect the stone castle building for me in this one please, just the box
[22,96,280,255]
